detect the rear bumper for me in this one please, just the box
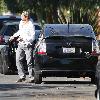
[35,55,98,71]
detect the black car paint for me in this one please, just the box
[34,24,99,83]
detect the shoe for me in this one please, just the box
[16,78,26,83]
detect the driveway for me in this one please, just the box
[0,74,97,100]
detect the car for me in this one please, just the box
[35,30,41,42]
[0,21,19,74]
[0,15,41,31]
[0,15,21,21]
[0,21,42,75]
[34,23,42,30]
[0,21,19,44]
[0,15,21,30]
[33,24,100,84]
[0,22,41,44]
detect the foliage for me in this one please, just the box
[0,0,100,35]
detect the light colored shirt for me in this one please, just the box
[13,19,35,45]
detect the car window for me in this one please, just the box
[0,25,19,36]
[35,25,41,30]
[0,17,21,30]
[35,30,41,40]
[0,21,4,30]
[44,24,95,39]
[0,18,20,22]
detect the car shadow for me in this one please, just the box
[0,81,94,92]
[42,80,91,84]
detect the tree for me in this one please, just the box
[2,0,100,36]
[0,0,8,14]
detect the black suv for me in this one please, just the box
[34,24,99,84]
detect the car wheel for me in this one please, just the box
[96,81,100,100]
[95,72,100,99]
[0,53,3,74]
[34,72,42,84]
[1,52,9,75]
[91,75,96,84]
[34,59,42,84]
[97,89,100,100]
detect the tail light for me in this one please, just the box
[0,35,5,44]
[36,42,46,55]
[91,40,99,56]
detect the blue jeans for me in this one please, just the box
[16,43,34,80]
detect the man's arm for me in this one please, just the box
[26,21,35,43]
[9,21,22,41]
[9,31,20,41]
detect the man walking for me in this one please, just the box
[9,11,35,83]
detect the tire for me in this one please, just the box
[96,82,100,100]
[95,72,100,99]
[91,75,96,84]
[34,59,42,84]
[97,89,100,100]
[34,72,42,84]
[0,53,3,74]
[1,52,9,75]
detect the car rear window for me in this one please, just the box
[44,24,95,39]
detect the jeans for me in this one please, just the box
[16,43,34,80]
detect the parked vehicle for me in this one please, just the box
[34,23,42,30]
[35,30,41,42]
[0,15,21,30]
[0,22,19,74]
[0,21,19,44]
[0,15,41,31]
[0,21,42,75]
[0,22,41,45]
[34,24,99,84]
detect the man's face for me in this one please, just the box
[21,14,28,21]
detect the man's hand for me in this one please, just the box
[9,36,14,41]
[17,37,23,42]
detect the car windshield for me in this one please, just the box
[0,24,19,36]
[43,24,96,39]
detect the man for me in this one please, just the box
[9,11,35,83]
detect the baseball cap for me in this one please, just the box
[22,11,30,17]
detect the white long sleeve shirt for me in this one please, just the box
[13,19,35,45]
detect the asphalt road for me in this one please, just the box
[0,74,97,100]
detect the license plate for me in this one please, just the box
[63,48,75,53]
